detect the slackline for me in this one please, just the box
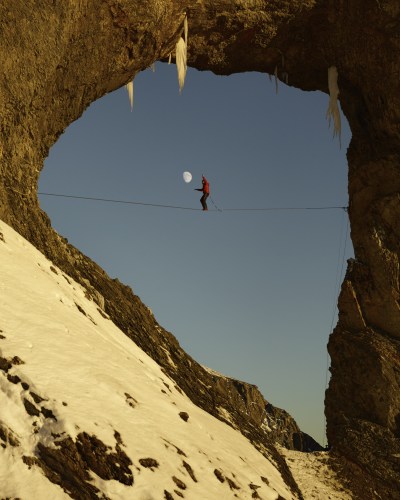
[38,192,348,213]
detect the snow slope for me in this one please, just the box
[0,220,296,499]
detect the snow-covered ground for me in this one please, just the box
[0,220,350,499]
[279,448,352,500]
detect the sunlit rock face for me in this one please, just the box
[0,1,400,497]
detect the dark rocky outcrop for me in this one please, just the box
[1,1,399,497]
[0,421,20,448]
[35,431,133,499]
[264,403,323,453]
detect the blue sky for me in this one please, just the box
[39,63,353,445]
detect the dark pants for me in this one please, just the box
[200,193,209,211]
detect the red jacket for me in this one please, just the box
[202,176,210,194]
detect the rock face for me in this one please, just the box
[0,0,399,497]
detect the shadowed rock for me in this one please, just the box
[36,432,133,499]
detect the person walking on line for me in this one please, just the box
[195,175,210,211]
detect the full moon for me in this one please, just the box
[183,171,192,183]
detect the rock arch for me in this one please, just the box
[1,1,399,496]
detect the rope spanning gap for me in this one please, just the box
[38,192,202,211]
[38,192,348,213]
[222,206,347,211]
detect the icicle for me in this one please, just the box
[326,66,342,146]
[184,15,188,47]
[175,15,188,94]
[150,63,156,72]
[125,80,134,112]
[280,51,288,85]
[274,65,279,94]
[168,53,172,64]
[176,37,187,93]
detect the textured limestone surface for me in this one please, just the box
[1,1,400,497]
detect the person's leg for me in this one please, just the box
[201,193,209,210]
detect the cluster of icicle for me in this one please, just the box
[125,15,188,111]
[125,23,341,149]
[326,66,341,146]
[268,62,341,146]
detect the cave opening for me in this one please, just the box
[39,63,353,445]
